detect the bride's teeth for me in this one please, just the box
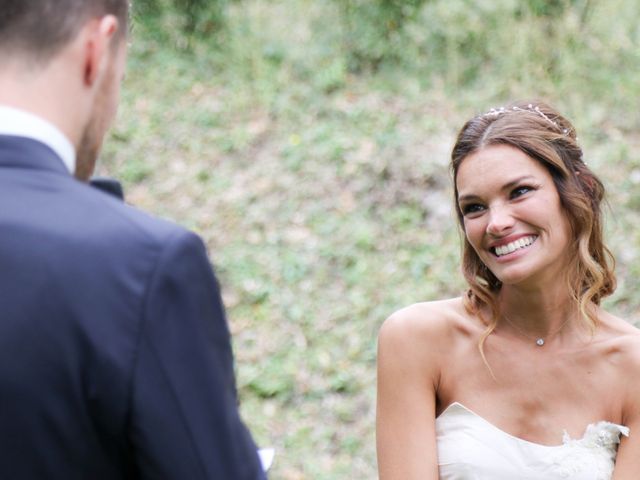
[494,236,536,257]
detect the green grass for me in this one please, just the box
[99,1,640,477]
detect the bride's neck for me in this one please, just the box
[497,286,577,335]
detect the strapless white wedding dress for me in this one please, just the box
[436,402,629,480]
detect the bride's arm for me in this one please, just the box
[611,341,640,479]
[376,304,442,480]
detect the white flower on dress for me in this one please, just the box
[549,422,629,479]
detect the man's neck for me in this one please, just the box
[0,56,88,150]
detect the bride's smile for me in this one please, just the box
[490,234,537,258]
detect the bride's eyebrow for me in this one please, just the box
[501,175,537,190]
[457,175,537,203]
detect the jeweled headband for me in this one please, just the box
[482,103,570,135]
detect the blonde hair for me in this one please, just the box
[450,101,616,360]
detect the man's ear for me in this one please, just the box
[83,15,120,87]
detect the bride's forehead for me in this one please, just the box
[461,144,538,166]
[456,146,547,182]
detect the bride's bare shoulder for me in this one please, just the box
[598,314,640,419]
[595,311,640,389]
[378,297,475,350]
[597,310,640,356]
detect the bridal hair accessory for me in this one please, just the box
[483,104,570,135]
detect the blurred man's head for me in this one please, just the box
[0,0,129,63]
[0,0,130,180]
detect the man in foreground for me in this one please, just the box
[0,1,264,478]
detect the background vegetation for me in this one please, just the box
[99,0,640,477]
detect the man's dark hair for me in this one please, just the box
[0,0,129,62]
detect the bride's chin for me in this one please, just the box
[491,267,532,287]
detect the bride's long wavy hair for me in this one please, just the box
[450,101,616,360]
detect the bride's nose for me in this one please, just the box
[486,204,515,236]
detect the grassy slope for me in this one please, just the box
[99,1,640,477]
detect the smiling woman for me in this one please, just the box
[376,101,640,480]
[456,144,574,334]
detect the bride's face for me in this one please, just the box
[455,144,572,288]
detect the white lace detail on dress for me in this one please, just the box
[436,403,630,480]
[550,422,630,479]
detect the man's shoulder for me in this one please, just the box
[2,170,207,273]
[5,174,207,273]
[69,179,194,249]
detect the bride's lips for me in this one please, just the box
[488,234,539,260]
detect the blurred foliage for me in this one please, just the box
[102,0,640,477]
[524,0,586,17]
[335,0,431,72]
[133,0,229,41]
[130,0,640,108]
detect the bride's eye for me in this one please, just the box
[511,185,533,198]
[461,203,485,216]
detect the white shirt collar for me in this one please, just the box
[0,105,76,174]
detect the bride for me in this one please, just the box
[376,101,640,479]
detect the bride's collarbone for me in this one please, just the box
[470,353,607,396]
[440,355,615,413]
[482,337,605,372]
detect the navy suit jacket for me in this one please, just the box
[0,136,265,479]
